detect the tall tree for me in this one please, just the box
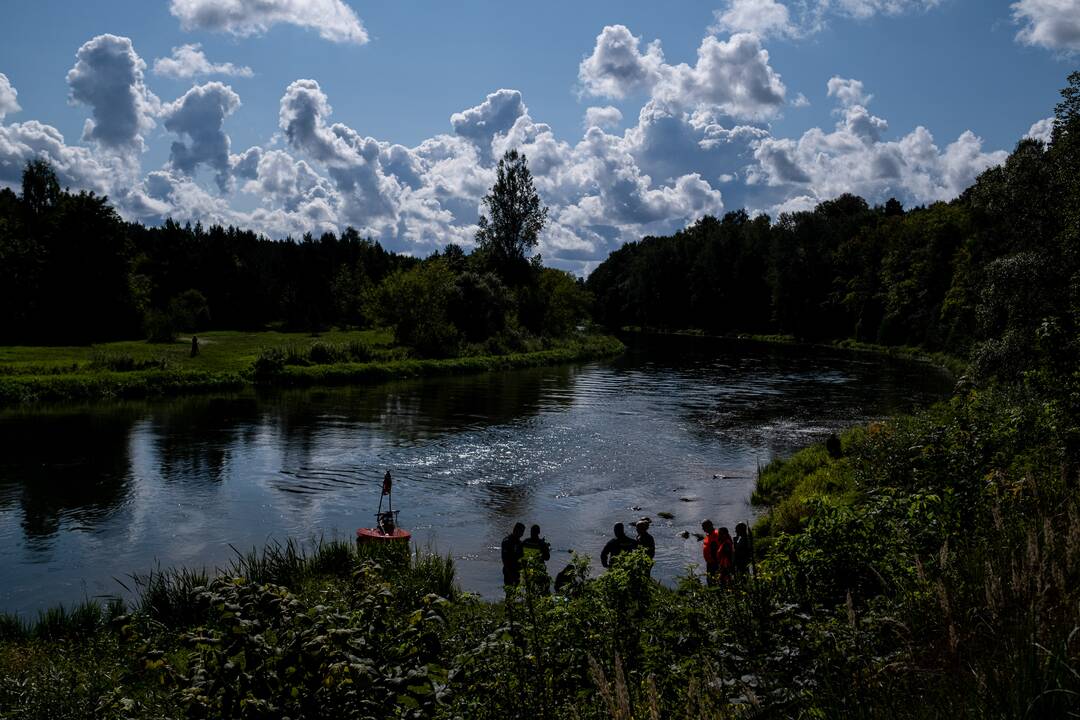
[475,149,548,284]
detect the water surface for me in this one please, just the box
[0,337,953,616]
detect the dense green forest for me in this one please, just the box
[0,150,589,359]
[1,75,1079,718]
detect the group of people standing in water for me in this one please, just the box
[500,515,751,590]
[700,520,754,585]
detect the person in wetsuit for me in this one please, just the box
[634,518,655,559]
[600,522,638,568]
[522,525,551,567]
[501,522,526,587]
[733,521,753,576]
[716,526,735,585]
[521,524,553,593]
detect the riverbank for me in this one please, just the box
[0,330,625,406]
[619,326,968,379]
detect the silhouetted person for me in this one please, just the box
[826,433,842,459]
[190,335,199,358]
[733,522,753,576]
[522,524,551,566]
[717,526,735,585]
[601,522,638,568]
[554,564,575,595]
[501,522,526,587]
[701,519,721,585]
[522,524,552,593]
[634,518,655,559]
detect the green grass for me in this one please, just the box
[0,330,625,406]
[0,328,395,376]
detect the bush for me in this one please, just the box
[143,309,176,344]
[252,346,286,380]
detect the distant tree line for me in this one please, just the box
[589,72,1080,386]
[0,149,589,357]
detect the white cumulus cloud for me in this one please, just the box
[0,73,20,121]
[578,25,666,99]
[1012,0,1080,53]
[1025,116,1056,142]
[712,0,795,38]
[66,34,158,160]
[584,106,623,130]
[746,77,1007,212]
[580,26,786,121]
[161,82,242,191]
[169,0,369,44]
[153,44,254,79]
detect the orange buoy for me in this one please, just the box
[356,527,411,543]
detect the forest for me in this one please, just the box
[0,74,1079,718]
[0,150,590,359]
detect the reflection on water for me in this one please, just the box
[0,337,953,616]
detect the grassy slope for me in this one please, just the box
[0,330,625,405]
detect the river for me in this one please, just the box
[0,337,954,616]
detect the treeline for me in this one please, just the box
[588,72,1080,387]
[0,150,588,357]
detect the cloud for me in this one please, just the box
[746,77,1007,211]
[0,120,111,193]
[830,0,942,20]
[827,76,872,107]
[161,82,242,191]
[578,25,666,99]
[584,106,623,130]
[791,92,810,108]
[66,34,158,158]
[278,78,402,228]
[153,44,254,79]
[1024,116,1056,143]
[583,26,786,119]
[580,26,786,120]
[1012,0,1080,53]
[169,0,369,45]
[0,73,20,121]
[656,33,786,120]
[712,0,795,38]
[712,0,942,38]
[450,89,527,153]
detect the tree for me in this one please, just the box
[21,159,60,220]
[475,150,548,284]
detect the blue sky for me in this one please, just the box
[0,0,1076,272]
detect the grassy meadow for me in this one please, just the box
[0,329,625,405]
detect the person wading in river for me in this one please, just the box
[501,522,526,587]
[733,522,754,577]
[521,524,552,593]
[701,519,721,585]
[634,517,655,557]
[716,526,735,585]
[601,523,638,568]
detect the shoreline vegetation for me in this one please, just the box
[619,326,968,379]
[0,330,625,406]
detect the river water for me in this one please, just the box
[0,337,953,617]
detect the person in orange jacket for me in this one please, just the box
[716,526,735,585]
[701,519,721,585]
